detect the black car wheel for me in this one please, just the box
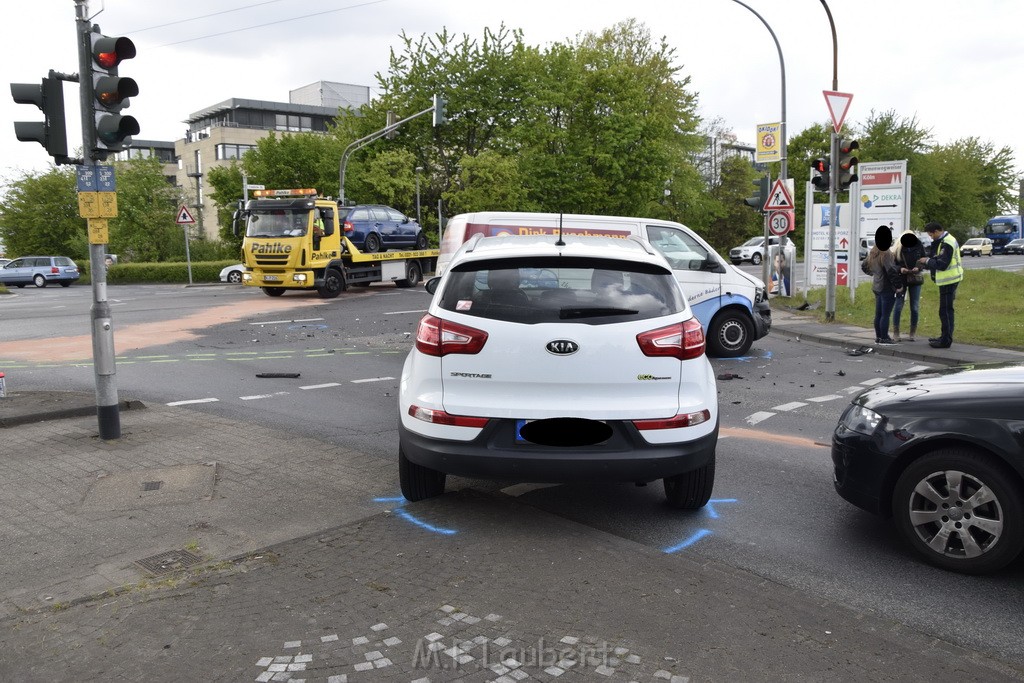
[664,456,715,509]
[415,233,429,250]
[59,281,71,287]
[363,233,381,253]
[892,448,1024,574]
[708,309,754,357]
[33,274,47,288]
[399,447,446,501]
[750,252,762,266]
[262,287,285,297]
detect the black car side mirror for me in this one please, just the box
[425,277,441,294]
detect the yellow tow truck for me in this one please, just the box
[232,189,438,297]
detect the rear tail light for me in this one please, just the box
[409,405,489,428]
[343,220,354,233]
[51,267,59,274]
[415,314,488,356]
[634,409,711,431]
[636,319,705,360]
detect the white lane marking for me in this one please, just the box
[861,377,887,386]
[745,411,775,426]
[843,385,865,394]
[352,377,395,384]
[906,365,930,372]
[241,391,291,400]
[167,398,219,406]
[301,383,342,390]
[805,394,843,402]
[385,309,428,315]
[249,317,326,326]
[772,401,808,412]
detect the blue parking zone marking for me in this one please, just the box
[373,495,458,536]
[718,351,772,362]
[662,498,738,553]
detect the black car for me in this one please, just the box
[832,362,1024,574]
[1004,238,1024,255]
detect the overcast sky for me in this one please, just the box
[4,0,1023,191]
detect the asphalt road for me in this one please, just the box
[3,281,1023,668]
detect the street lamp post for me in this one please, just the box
[415,166,423,225]
[820,0,840,322]
[730,0,787,292]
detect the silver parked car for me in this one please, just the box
[0,256,80,288]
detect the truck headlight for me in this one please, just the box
[293,273,307,282]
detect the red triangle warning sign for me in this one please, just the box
[176,205,197,224]
[763,179,794,211]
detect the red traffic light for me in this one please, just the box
[811,159,829,174]
[92,35,136,69]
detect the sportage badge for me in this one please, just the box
[545,340,579,355]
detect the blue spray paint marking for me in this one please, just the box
[663,529,713,553]
[393,507,458,535]
[719,351,772,363]
[704,498,738,520]
[373,494,458,535]
[662,498,740,553]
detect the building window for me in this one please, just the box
[215,143,255,160]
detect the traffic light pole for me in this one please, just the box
[76,0,120,440]
[825,132,838,321]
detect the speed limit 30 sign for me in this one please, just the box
[768,210,794,236]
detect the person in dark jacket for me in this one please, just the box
[860,225,904,345]
[892,230,926,341]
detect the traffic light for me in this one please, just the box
[385,109,397,139]
[432,94,446,127]
[811,158,831,192]
[744,176,770,210]
[88,29,139,159]
[837,139,859,191]
[10,73,69,163]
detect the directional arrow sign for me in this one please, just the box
[824,90,853,133]
[763,179,794,211]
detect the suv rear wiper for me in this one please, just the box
[559,307,639,319]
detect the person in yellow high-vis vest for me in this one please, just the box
[918,221,964,348]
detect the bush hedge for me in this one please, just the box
[78,260,240,285]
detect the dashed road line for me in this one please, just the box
[301,382,342,390]
[351,376,395,384]
[745,411,775,426]
[805,394,843,402]
[861,377,887,386]
[167,398,220,406]
[771,401,807,412]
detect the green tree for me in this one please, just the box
[206,163,245,248]
[442,149,532,214]
[705,155,763,252]
[0,167,84,259]
[109,156,182,261]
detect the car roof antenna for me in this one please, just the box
[555,212,565,246]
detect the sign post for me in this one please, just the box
[823,89,853,321]
[176,205,197,285]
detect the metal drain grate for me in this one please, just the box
[141,481,163,491]
[135,549,203,576]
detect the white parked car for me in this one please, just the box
[398,234,719,508]
[219,264,245,283]
[729,235,784,265]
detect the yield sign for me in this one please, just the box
[763,179,794,211]
[823,90,853,133]
[176,205,197,225]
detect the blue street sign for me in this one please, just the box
[96,165,116,191]
[76,165,97,192]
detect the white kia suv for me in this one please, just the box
[398,234,719,508]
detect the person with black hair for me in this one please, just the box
[892,230,926,341]
[860,225,903,345]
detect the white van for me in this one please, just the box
[437,212,771,357]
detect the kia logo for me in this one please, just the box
[546,340,579,355]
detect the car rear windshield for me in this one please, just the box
[438,256,685,325]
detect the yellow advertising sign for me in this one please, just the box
[87,218,110,244]
[755,122,782,163]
